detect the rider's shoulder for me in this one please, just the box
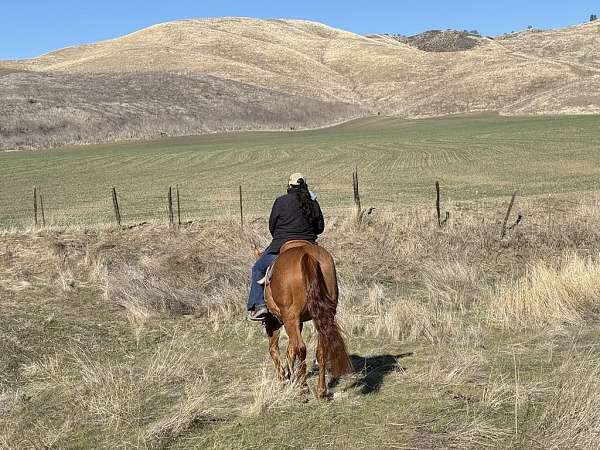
[273,193,291,205]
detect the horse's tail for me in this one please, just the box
[301,253,352,378]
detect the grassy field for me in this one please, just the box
[2,205,600,449]
[2,114,600,449]
[2,114,600,228]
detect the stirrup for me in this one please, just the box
[248,306,269,321]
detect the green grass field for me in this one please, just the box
[2,114,600,228]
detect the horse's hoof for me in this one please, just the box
[333,391,349,400]
[317,392,333,401]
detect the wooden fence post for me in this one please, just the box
[33,186,38,228]
[435,181,449,227]
[239,185,244,229]
[39,187,46,228]
[111,187,121,227]
[435,181,441,227]
[176,184,181,227]
[352,167,362,223]
[501,191,521,239]
[168,186,174,227]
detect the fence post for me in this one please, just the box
[39,187,46,228]
[435,181,441,227]
[239,185,244,229]
[176,184,181,227]
[168,186,174,227]
[111,187,121,227]
[501,191,519,239]
[435,181,449,227]
[352,167,362,223]
[33,186,38,228]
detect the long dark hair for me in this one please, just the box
[288,179,317,225]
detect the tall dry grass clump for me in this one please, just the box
[245,365,299,417]
[533,356,600,449]
[80,220,259,331]
[488,254,600,328]
[339,283,475,345]
[0,335,222,449]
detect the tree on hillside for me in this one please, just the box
[591,14,598,22]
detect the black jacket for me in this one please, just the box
[265,192,325,254]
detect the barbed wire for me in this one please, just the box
[3,183,600,229]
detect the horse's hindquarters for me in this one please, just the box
[265,244,349,398]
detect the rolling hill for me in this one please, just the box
[2,17,600,150]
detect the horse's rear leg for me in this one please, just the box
[284,319,307,390]
[265,316,286,380]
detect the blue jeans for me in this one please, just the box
[247,252,278,310]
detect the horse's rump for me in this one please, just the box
[300,251,352,378]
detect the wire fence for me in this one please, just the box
[1,186,232,229]
[2,178,600,231]
[0,182,361,230]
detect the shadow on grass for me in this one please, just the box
[346,352,413,394]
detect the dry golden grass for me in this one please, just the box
[20,16,584,118]
[534,356,600,449]
[2,201,600,448]
[0,70,364,150]
[497,21,600,71]
[245,365,299,417]
[488,254,600,328]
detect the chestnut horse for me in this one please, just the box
[261,240,352,398]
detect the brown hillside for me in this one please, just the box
[2,18,600,149]
[497,21,600,70]
[0,70,364,150]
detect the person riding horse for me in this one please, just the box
[247,173,325,321]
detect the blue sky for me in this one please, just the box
[2,0,598,59]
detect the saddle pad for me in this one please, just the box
[280,239,315,253]
[258,240,315,285]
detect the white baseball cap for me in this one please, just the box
[288,172,305,186]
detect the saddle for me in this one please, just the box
[258,240,315,286]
